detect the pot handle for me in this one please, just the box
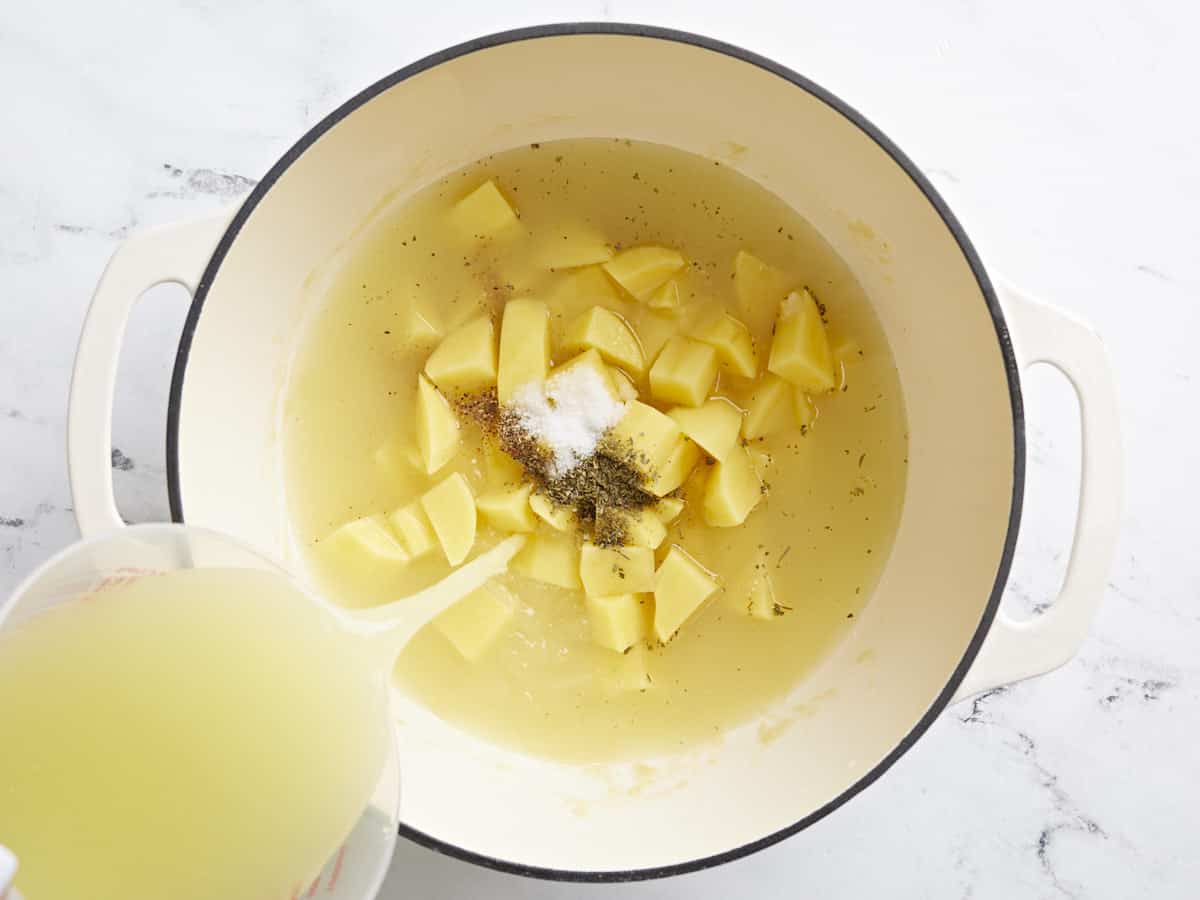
[952,283,1122,702]
[68,208,236,537]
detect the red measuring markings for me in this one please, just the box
[287,844,348,899]
[90,567,162,597]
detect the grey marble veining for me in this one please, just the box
[1,1,1197,897]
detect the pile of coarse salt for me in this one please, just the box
[510,366,627,477]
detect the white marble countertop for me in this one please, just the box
[1,2,1196,897]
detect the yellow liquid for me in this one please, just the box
[285,138,908,762]
[0,568,391,900]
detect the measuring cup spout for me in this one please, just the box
[346,535,527,661]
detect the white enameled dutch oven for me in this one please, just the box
[67,25,1122,882]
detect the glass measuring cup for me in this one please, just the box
[0,524,401,900]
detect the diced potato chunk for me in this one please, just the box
[435,583,514,660]
[603,246,686,300]
[420,473,477,565]
[767,289,836,393]
[748,567,781,620]
[601,644,653,693]
[696,313,757,378]
[733,250,786,334]
[635,310,682,362]
[547,266,625,330]
[703,445,763,527]
[792,388,818,430]
[645,438,702,497]
[322,515,409,566]
[373,433,423,479]
[476,483,536,533]
[654,497,685,524]
[424,316,496,394]
[415,374,461,475]
[580,543,656,596]
[511,532,580,589]
[386,502,438,559]
[562,306,645,376]
[832,337,861,391]
[653,546,719,641]
[451,179,519,237]
[834,337,863,365]
[484,441,525,487]
[611,368,639,403]
[586,593,652,653]
[747,446,773,481]
[668,398,743,463]
[647,280,682,310]
[535,227,613,269]
[649,336,718,407]
[497,298,550,402]
[598,506,668,550]
[605,401,681,480]
[548,348,622,402]
[743,373,792,440]
[529,492,576,532]
[399,302,442,347]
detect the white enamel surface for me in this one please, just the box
[5,3,1187,897]
[158,33,1027,871]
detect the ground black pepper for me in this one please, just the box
[454,389,657,546]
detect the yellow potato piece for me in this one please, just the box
[399,301,443,348]
[322,515,409,566]
[586,593,652,653]
[535,227,613,270]
[562,306,645,375]
[451,179,519,237]
[600,643,653,693]
[635,310,683,362]
[646,279,682,310]
[649,336,719,407]
[653,546,719,641]
[475,483,536,533]
[603,245,686,300]
[668,398,743,463]
[484,441,525,487]
[529,492,576,532]
[743,373,792,440]
[605,401,682,481]
[579,543,656,596]
[598,506,668,550]
[420,472,477,565]
[696,313,757,378]
[435,583,515,661]
[733,249,787,335]
[834,337,863,365]
[511,531,580,589]
[610,367,639,403]
[748,566,782,620]
[415,374,461,475]
[645,437,702,497]
[373,433,423,482]
[498,298,550,402]
[832,336,862,391]
[386,502,438,560]
[703,445,763,527]
[424,316,497,394]
[767,289,837,393]
[792,388,818,430]
[548,348,622,402]
[654,497,685,524]
[547,265,624,320]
